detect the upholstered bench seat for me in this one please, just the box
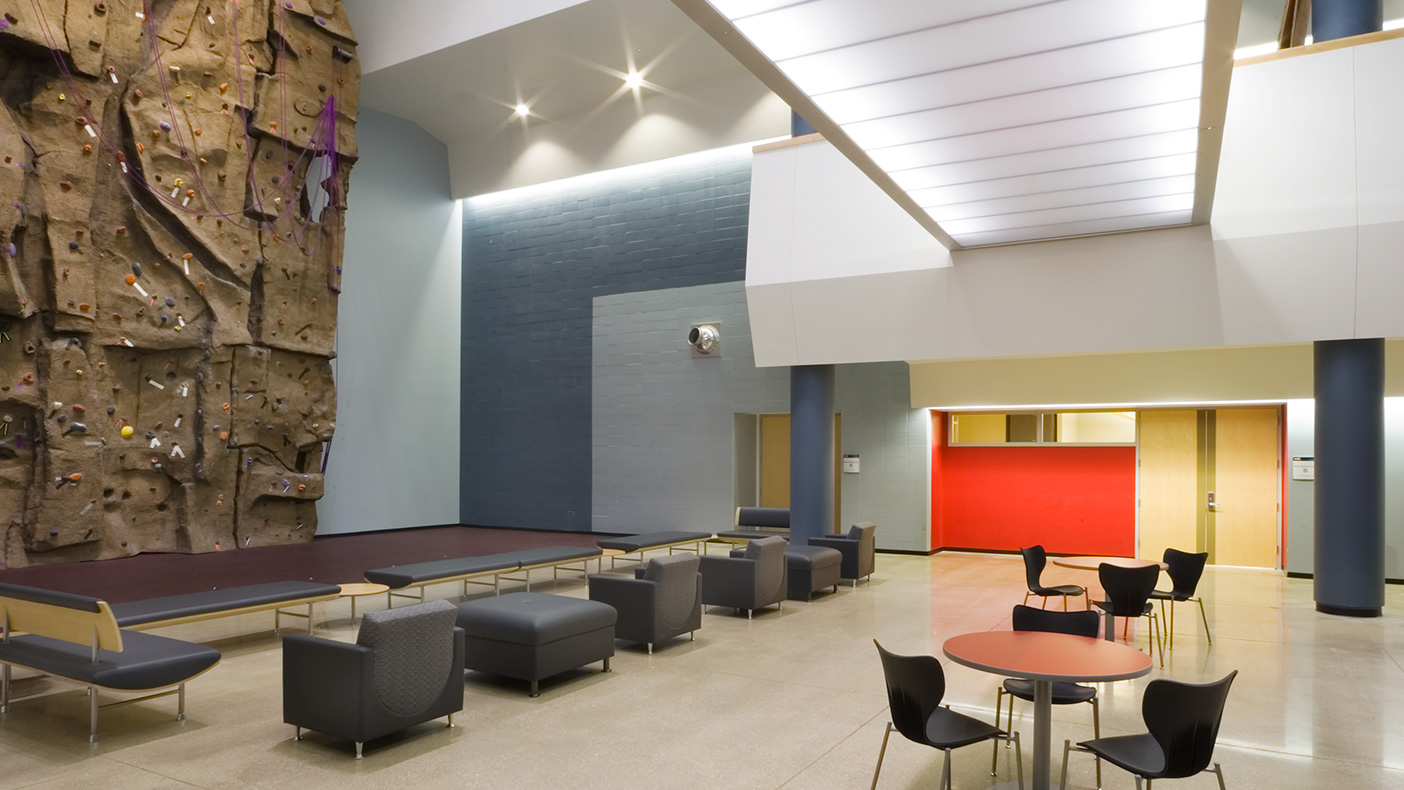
[785,546,842,601]
[0,631,220,691]
[364,554,522,589]
[509,546,603,567]
[596,531,711,552]
[715,530,789,541]
[111,581,342,628]
[456,593,615,697]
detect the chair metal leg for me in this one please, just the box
[940,747,953,790]
[1060,739,1071,790]
[1211,762,1226,790]
[355,741,363,759]
[1063,595,1068,611]
[871,722,893,790]
[1168,598,1175,649]
[1134,777,1143,790]
[1197,597,1213,645]
[992,690,1004,773]
[1091,697,1101,787]
[1023,591,1033,607]
[1013,731,1025,790]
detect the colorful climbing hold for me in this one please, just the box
[121,425,134,438]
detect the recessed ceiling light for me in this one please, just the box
[513,103,530,117]
[624,70,644,89]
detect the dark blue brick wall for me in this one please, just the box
[461,150,752,530]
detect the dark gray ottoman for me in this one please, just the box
[456,593,616,697]
[786,545,842,601]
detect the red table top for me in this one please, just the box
[1052,556,1167,571]
[943,631,1152,683]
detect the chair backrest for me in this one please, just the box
[1162,548,1208,598]
[736,506,790,529]
[1011,604,1100,638]
[848,522,876,575]
[1143,671,1238,778]
[1020,545,1048,592]
[1097,563,1160,617]
[357,599,458,716]
[874,640,946,745]
[644,554,701,629]
[744,536,787,599]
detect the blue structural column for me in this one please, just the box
[1312,0,1382,42]
[790,365,835,545]
[1314,338,1385,617]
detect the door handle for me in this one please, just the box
[1207,491,1218,511]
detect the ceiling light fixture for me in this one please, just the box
[513,102,531,117]
[624,70,645,89]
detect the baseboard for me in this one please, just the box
[1287,570,1404,585]
[877,548,938,556]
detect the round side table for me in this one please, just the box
[339,582,390,621]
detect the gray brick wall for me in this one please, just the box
[461,148,752,529]
[593,281,931,552]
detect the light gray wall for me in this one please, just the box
[591,281,929,552]
[318,109,462,534]
[1285,398,1404,580]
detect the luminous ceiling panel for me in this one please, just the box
[693,0,1216,248]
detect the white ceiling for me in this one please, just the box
[359,0,760,147]
[678,0,1240,249]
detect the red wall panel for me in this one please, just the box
[932,428,1136,555]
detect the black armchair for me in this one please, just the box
[1021,545,1086,609]
[1061,671,1237,790]
[1149,548,1212,648]
[810,521,876,585]
[873,640,1023,790]
[283,599,465,759]
[699,536,787,618]
[589,554,702,654]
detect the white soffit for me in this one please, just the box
[676,0,1239,250]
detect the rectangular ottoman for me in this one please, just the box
[456,593,616,697]
[785,545,842,601]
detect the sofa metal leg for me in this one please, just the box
[647,642,653,655]
[177,683,186,721]
[530,680,539,697]
[89,686,99,744]
[690,631,695,641]
[603,657,611,672]
[294,726,302,741]
[355,741,363,759]
[2,663,9,714]
[746,608,752,620]
[447,713,454,728]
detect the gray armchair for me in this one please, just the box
[810,521,876,585]
[588,554,702,654]
[699,536,787,618]
[283,599,465,759]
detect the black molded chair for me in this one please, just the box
[1094,564,1164,668]
[1021,546,1086,610]
[994,606,1103,787]
[1148,548,1211,649]
[1061,671,1237,790]
[872,640,1023,790]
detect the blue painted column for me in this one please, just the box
[790,365,835,545]
[1314,338,1385,617]
[1313,0,1382,42]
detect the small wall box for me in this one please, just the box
[842,454,860,474]
[1291,457,1314,481]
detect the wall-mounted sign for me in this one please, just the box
[842,454,860,474]
[1291,456,1314,481]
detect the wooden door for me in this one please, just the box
[759,415,790,508]
[1213,408,1280,568]
[1137,410,1198,561]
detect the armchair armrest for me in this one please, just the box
[698,555,757,608]
[808,536,855,551]
[282,634,373,739]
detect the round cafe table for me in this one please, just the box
[944,631,1151,790]
[1051,557,1167,641]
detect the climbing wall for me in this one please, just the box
[0,0,357,567]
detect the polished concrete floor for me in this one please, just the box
[2,552,1402,790]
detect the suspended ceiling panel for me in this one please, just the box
[675,0,1240,249]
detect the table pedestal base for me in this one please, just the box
[1032,679,1052,790]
